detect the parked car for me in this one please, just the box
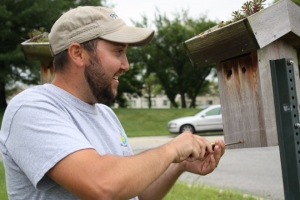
[198,105,210,110]
[167,104,223,134]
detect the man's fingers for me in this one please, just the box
[187,137,214,161]
[172,132,222,163]
[211,140,225,167]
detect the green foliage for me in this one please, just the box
[28,27,49,42]
[231,10,245,22]
[241,0,266,17]
[187,79,219,107]
[143,73,162,96]
[164,182,261,200]
[142,73,163,109]
[0,0,106,108]
[218,0,266,28]
[129,11,216,108]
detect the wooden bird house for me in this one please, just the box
[21,40,54,84]
[184,0,300,149]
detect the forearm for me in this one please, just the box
[138,163,184,200]
[48,144,176,200]
[102,146,176,199]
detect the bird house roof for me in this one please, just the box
[184,0,300,67]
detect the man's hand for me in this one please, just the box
[138,134,224,199]
[165,132,225,175]
[165,131,215,163]
[180,139,225,175]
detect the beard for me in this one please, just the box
[84,54,116,104]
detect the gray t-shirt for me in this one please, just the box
[0,84,137,200]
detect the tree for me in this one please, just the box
[187,78,220,108]
[0,0,106,109]
[142,73,162,109]
[129,10,217,108]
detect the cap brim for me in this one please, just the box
[100,26,155,46]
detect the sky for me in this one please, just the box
[108,0,274,26]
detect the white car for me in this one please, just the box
[167,104,223,134]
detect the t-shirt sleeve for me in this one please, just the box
[5,101,94,190]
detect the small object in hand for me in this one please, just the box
[211,140,244,150]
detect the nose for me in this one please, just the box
[122,54,129,72]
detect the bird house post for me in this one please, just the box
[184,0,300,149]
[21,40,54,84]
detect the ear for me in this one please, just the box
[68,43,87,67]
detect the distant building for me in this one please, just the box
[113,93,220,109]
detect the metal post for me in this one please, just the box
[270,58,300,199]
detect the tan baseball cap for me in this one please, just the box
[49,6,155,56]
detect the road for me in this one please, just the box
[0,135,284,199]
[128,135,284,200]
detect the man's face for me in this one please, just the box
[84,40,129,104]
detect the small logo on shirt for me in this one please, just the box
[120,133,127,146]
[110,13,118,19]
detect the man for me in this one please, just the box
[0,6,225,200]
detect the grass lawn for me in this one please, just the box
[114,108,201,137]
[165,182,260,200]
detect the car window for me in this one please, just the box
[205,107,220,116]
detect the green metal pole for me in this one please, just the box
[270,58,300,199]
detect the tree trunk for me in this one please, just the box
[165,92,178,108]
[189,98,196,108]
[180,92,187,108]
[146,87,152,109]
[0,81,7,109]
[147,95,152,109]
